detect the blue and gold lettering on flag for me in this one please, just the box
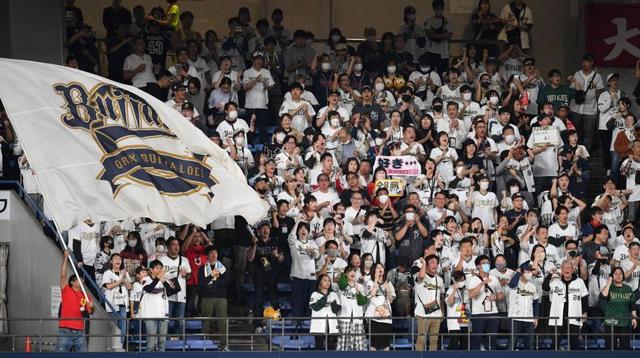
[53,82,216,198]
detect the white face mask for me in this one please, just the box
[375,82,385,91]
[321,62,331,71]
[504,134,515,144]
[331,35,341,43]
[489,96,499,105]
[156,245,165,253]
[420,66,430,72]
[330,117,341,127]
[462,93,472,101]
[405,212,415,221]
[235,136,245,146]
[523,272,533,280]
[275,132,286,143]
[378,195,389,204]
[227,110,238,120]
[457,281,466,289]
[354,63,363,72]
[480,181,489,190]
[375,137,385,146]
[510,185,519,195]
[127,240,137,248]
[387,66,396,74]
[364,260,373,269]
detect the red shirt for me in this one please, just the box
[59,285,92,330]
[185,245,207,286]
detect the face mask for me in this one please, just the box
[495,263,506,271]
[481,81,491,89]
[378,195,389,204]
[374,82,385,91]
[523,272,533,280]
[275,132,286,143]
[327,248,338,257]
[510,186,519,195]
[321,62,331,71]
[235,136,245,146]
[354,63,363,72]
[405,212,415,221]
[331,35,341,43]
[456,166,465,175]
[375,137,384,146]
[457,281,466,289]
[227,111,238,120]
[330,117,341,127]
[402,94,412,103]
[481,263,491,273]
[504,134,515,144]
[257,188,268,195]
[480,181,489,190]
[156,245,165,253]
[489,96,499,105]
[462,93,472,101]
[364,260,373,269]
[128,240,137,248]
[420,66,430,72]
[387,66,396,74]
[433,104,443,112]
[106,242,114,249]
[568,250,578,258]
[600,259,608,265]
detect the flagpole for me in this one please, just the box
[14,154,90,302]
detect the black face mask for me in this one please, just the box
[257,188,268,195]
[568,250,578,258]
[402,94,412,103]
[433,104,443,112]
[600,259,608,265]
[481,81,491,89]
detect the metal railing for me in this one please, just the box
[2,315,638,352]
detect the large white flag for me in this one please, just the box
[0,59,269,230]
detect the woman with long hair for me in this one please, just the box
[101,253,132,348]
[309,274,340,350]
[277,176,304,217]
[120,231,148,268]
[365,263,395,351]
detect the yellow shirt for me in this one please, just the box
[166,4,180,29]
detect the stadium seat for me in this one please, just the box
[277,282,292,293]
[271,335,315,350]
[390,337,412,350]
[185,320,203,331]
[165,339,188,351]
[186,339,217,350]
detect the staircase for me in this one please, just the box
[585,154,608,204]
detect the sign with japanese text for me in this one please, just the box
[374,179,406,197]
[585,3,640,67]
[531,126,560,146]
[373,156,421,177]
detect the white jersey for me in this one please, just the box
[159,255,191,303]
[547,276,588,327]
[508,278,538,322]
[67,222,101,266]
[438,84,462,104]
[620,258,640,291]
[467,275,502,315]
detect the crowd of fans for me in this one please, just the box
[3,0,640,353]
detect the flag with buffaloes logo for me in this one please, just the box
[0,58,269,230]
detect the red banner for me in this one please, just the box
[585,3,640,67]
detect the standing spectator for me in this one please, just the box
[600,267,638,350]
[336,266,367,351]
[309,274,340,350]
[289,222,320,319]
[597,73,623,172]
[56,251,94,352]
[569,54,604,151]
[283,30,315,85]
[198,247,230,350]
[124,36,156,88]
[445,271,470,350]
[64,0,83,40]
[120,231,148,272]
[68,220,101,283]
[394,205,429,263]
[102,0,131,37]
[472,0,500,48]
[537,69,577,111]
[467,255,504,350]
[620,242,640,293]
[129,5,145,37]
[244,52,275,144]
[101,253,132,348]
[621,140,640,222]
[145,9,169,74]
[186,40,211,94]
[247,222,283,329]
[499,0,534,51]
[543,260,589,350]
[160,237,191,336]
[106,24,130,83]
[270,9,290,47]
[67,25,99,73]
[507,263,539,350]
[424,0,453,74]
[94,236,114,286]
[140,260,175,352]
[414,255,445,351]
[182,226,210,317]
[365,263,395,351]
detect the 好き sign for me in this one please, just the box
[373,156,421,177]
